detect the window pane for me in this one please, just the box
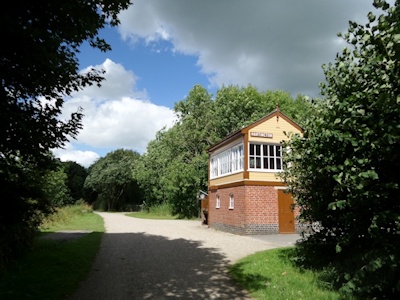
[269,145,274,156]
[276,158,282,170]
[263,145,268,156]
[263,157,268,169]
[256,144,261,156]
[250,157,255,168]
[269,158,275,169]
[277,146,281,157]
[256,157,261,168]
[250,144,254,155]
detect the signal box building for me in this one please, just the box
[205,107,302,235]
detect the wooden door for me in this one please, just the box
[278,190,295,233]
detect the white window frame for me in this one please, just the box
[210,143,244,179]
[249,143,283,171]
[216,195,220,209]
[229,194,234,209]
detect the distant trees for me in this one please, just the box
[0,0,131,266]
[62,161,88,202]
[281,1,400,298]
[84,149,143,211]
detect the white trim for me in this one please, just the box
[229,194,234,209]
[216,195,220,208]
[274,186,288,190]
[248,143,283,172]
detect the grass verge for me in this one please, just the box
[126,202,178,220]
[126,211,178,220]
[228,247,341,300]
[0,203,104,300]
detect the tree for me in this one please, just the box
[167,85,216,217]
[281,1,400,298]
[214,84,266,136]
[42,166,73,207]
[62,161,88,202]
[84,149,142,211]
[136,129,175,209]
[214,85,312,137]
[0,0,131,266]
[137,85,216,218]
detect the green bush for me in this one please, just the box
[281,1,400,298]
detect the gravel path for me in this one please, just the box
[67,212,300,300]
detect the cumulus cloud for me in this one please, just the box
[52,144,100,168]
[54,59,176,166]
[118,0,379,97]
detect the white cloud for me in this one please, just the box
[74,96,175,150]
[118,0,379,97]
[79,58,146,101]
[53,144,100,168]
[54,59,176,166]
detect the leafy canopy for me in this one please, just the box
[281,0,400,298]
[84,149,142,211]
[0,0,131,266]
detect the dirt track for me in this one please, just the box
[67,212,299,300]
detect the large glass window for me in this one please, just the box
[210,143,244,179]
[249,143,283,171]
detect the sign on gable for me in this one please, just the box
[250,132,273,138]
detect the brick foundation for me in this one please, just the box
[208,184,299,235]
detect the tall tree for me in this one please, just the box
[137,85,216,218]
[214,85,312,137]
[214,84,266,137]
[62,161,88,202]
[84,149,142,211]
[281,1,400,298]
[42,166,73,207]
[0,0,131,266]
[168,85,216,217]
[136,128,176,209]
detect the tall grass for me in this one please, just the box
[146,201,173,216]
[40,200,95,231]
[126,202,178,220]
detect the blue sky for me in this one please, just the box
[78,26,212,108]
[52,0,383,167]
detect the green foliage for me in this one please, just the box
[280,1,400,298]
[138,85,216,218]
[214,84,267,136]
[84,149,143,211]
[40,201,97,232]
[127,202,176,219]
[214,85,312,136]
[0,0,131,267]
[42,166,73,207]
[62,161,88,202]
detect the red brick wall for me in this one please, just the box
[208,186,246,234]
[244,185,278,225]
[208,185,300,235]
